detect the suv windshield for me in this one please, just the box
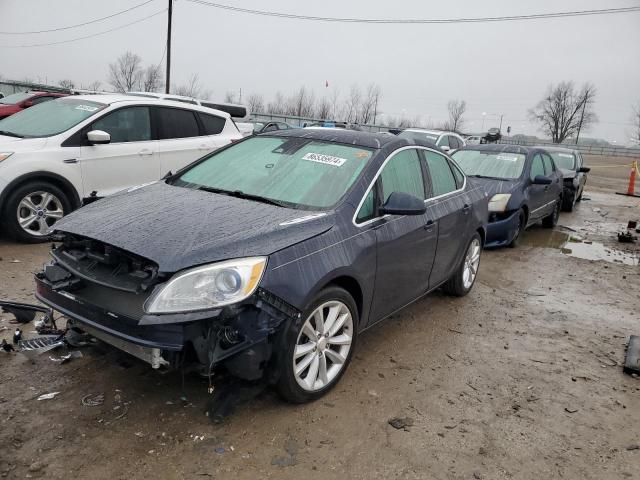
[0,92,32,105]
[548,151,576,170]
[173,136,374,210]
[397,130,439,142]
[0,98,106,138]
[452,150,526,180]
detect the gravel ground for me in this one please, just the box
[0,176,639,479]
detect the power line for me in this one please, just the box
[0,9,167,48]
[185,1,640,24]
[0,0,158,35]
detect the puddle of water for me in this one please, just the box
[520,229,640,266]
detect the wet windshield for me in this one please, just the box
[452,150,526,180]
[174,136,374,210]
[549,151,576,170]
[0,98,106,138]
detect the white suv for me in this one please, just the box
[0,94,242,242]
[397,129,466,153]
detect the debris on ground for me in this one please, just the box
[37,392,60,401]
[564,407,578,414]
[1,339,14,352]
[50,350,83,364]
[19,335,65,359]
[388,417,415,431]
[624,335,640,375]
[12,328,22,344]
[271,437,298,467]
[82,393,105,407]
[626,444,640,451]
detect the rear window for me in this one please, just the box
[548,151,576,170]
[452,150,526,180]
[156,107,199,139]
[198,113,225,135]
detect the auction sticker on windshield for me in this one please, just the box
[302,152,347,167]
[75,105,100,112]
[496,154,519,162]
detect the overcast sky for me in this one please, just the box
[1,0,639,143]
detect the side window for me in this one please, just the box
[437,135,450,147]
[356,188,376,223]
[31,96,55,105]
[198,113,225,135]
[450,160,465,188]
[424,150,457,197]
[530,154,545,181]
[449,136,460,150]
[379,149,426,202]
[90,106,151,143]
[262,123,278,133]
[156,107,200,140]
[278,123,290,130]
[542,154,554,175]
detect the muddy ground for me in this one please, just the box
[1,159,639,479]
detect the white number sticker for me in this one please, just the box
[302,152,347,167]
[75,105,99,112]
[496,155,518,162]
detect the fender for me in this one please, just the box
[0,171,82,211]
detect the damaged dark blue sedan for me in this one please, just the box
[35,129,487,403]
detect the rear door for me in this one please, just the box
[154,106,207,175]
[527,153,549,222]
[368,148,438,323]
[423,149,469,287]
[78,106,160,197]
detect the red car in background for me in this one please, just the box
[0,91,68,119]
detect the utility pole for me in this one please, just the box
[165,0,173,94]
[499,114,504,131]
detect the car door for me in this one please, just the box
[155,106,207,175]
[526,153,549,222]
[543,153,562,208]
[78,105,160,197]
[422,149,468,287]
[367,148,438,324]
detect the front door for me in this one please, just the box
[526,153,549,223]
[369,148,438,324]
[79,106,159,198]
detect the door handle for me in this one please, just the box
[138,149,153,156]
[424,219,435,231]
[462,203,471,214]
[63,158,78,164]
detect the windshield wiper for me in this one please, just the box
[0,130,23,138]
[470,174,509,181]
[198,186,289,208]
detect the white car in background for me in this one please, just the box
[0,94,242,242]
[397,128,467,153]
[465,135,482,145]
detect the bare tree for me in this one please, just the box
[246,93,264,113]
[632,101,640,145]
[359,83,382,124]
[329,87,341,120]
[174,74,210,99]
[445,99,467,132]
[58,79,75,90]
[529,81,597,143]
[316,97,332,120]
[287,86,315,117]
[345,85,362,123]
[108,51,143,92]
[223,91,236,103]
[267,92,285,114]
[141,65,163,92]
[87,80,102,92]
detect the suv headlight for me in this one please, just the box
[488,193,511,212]
[0,152,14,162]
[145,257,267,314]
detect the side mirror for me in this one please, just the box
[440,145,451,152]
[578,166,590,173]
[533,175,552,185]
[86,130,111,145]
[379,191,426,216]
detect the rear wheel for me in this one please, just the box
[276,286,358,403]
[2,181,70,243]
[443,232,482,297]
[508,209,526,248]
[542,198,561,228]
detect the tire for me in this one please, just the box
[2,181,71,243]
[508,209,526,248]
[275,286,358,403]
[562,190,575,212]
[542,198,561,228]
[442,232,482,297]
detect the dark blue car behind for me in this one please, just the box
[34,129,487,403]
[452,144,563,248]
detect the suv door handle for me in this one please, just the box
[138,148,153,156]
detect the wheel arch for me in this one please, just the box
[314,274,364,325]
[0,171,82,212]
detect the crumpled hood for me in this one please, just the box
[54,182,335,272]
[466,176,520,198]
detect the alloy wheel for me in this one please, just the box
[293,300,353,392]
[462,238,481,289]
[16,191,64,237]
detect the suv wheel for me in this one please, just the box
[276,286,358,403]
[3,181,70,243]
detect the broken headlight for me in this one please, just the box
[488,193,511,212]
[144,257,267,314]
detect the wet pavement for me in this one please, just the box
[1,187,639,479]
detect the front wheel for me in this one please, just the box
[443,232,482,297]
[562,190,576,212]
[275,286,358,403]
[508,209,526,248]
[542,198,561,228]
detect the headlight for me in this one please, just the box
[145,257,267,314]
[0,152,14,162]
[488,193,511,212]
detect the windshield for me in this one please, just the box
[548,151,576,170]
[0,98,106,138]
[173,136,374,210]
[398,130,439,142]
[0,92,31,105]
[452,150,526,180]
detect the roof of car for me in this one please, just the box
[264,127,437,150]
[403,128,449,136]
[535,145,579,154]
[457,143,543,155]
